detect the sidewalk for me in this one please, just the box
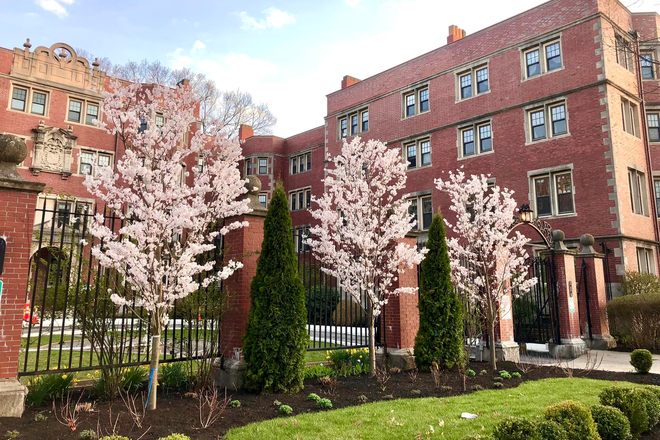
[520,349,660,374]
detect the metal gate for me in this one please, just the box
[513,255,561,345]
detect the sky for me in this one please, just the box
[0,0,658,137]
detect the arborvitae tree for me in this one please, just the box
[414,208,464,371]
[242,184,308,393]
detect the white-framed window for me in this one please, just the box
[459,121,492,157]
[290,188,311,211]
[527,101,568,142]
[620,97,640,137]
[403,86,430,117]
[408,195,433,231]
[293,225,311,253]
[654,179,660,218]
[628,168,649,216]
[290,152,312,175]
[338,107,369,139]
[523,38,562,79]
[641,53,656,80]
[197,155,205,173]
[258,157,268,175]
[615,34,635,72]
[86,103,99,125]
[67,98,100,125]
[258,193,267,208]
[637,247,656,274]
[648,112,660,143]
[10,84,51,116]
[457,65,488,100]
[79,150,112,175]
[530,170,575,217]
[403,138,431,169]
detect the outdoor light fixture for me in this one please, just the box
[519,204,533,223]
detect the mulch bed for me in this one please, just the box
[3,361,660,440]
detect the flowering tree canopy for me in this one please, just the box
[435,170,537,369]
[84,80,250,409]
[308,137,426,374]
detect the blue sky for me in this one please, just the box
[1,0,657,137]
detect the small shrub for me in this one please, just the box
[279,405,293,415]
[621,271,660,296]
[161,363,188,391]
[544,400,599,440]
[590,404,631,440]
[499,370,512,379]
[600,386,649,437]
[467,369,476,377]
[327,348,370,376]
[631,349,653,374]
[306,393,321,402]
[492,416,537,440]
[511,372,522,379]
[119,366,147,392]
[33,413,47,422]
[79,430,97,439]
[317,398,333,409]
[5,431,19,440]
[26,373,74,406]
[493,382,503,389]
[230,400,241,408]
[158,435,190,440]
[472,385,484,391]
[304,365,334,380]
[480,370,488,376]
[273,400,282,406]
[636,388,660,428]
[536,420,568,440]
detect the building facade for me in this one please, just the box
[240,0,660,297]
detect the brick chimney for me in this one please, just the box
[447,25,466,44]
[238,124,254,141]
[341,75,361,89]
[176,78,190,87]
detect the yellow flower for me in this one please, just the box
[326,356,330,360]
[360,356,363,359]
[62,375,67,379]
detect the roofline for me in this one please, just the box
[284,125,324,141]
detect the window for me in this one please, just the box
[460,73,472,99]
[361,110,369,132]
[620,97,640,137]
[258,194,267,208]
[637,247,655,274]
[459,122,492,157]
[523,39,562,79]
[73,202,91,230]
[654,179,660,217]
[80,151,94,175]
[98,154,111,168]
[68,100,82,123]
[527,101,569,142]
[351,114,358,135]
[258,158,268,175]
[155,114,164,128]
[531,170,575,217]
[648,113,660,142]
[32,92,46,115]
[197,155,205,173]
[290,152,311,175]
[244,159,251,176]
[408,195,433,231]
[403,87,429,117]
[628,168,649,216]
[11,87,27,111]
[139,117,148,133]
[457,65,488,100]
[293,225,311,253]
[57,201,72,228]
[476,68,489,94]
[84,103,98,125]
[404,138,431,169]
[642,53,655,79]
[340,118,348,138]
[290,188,311,211]
[616,34,634,72]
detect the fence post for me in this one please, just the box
[0,135,45,417]
[379,233,420,370]
[492,267,520,363]
[578,234,616,350]
[216,176,266,389]
[549,230,587,359]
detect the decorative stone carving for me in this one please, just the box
[31,121,77,179]
[245,175,267,212]
[0,134,28,180]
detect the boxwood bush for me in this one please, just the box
[544,400,600,440]
[607,293,660,350]
[630,349,653,374]
[590,404,631,440]
[492,417,537,440]
[536,420,568,440]
[599,386,658,437]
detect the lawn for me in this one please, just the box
[225,378,643,440]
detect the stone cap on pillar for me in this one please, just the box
[578,234,604,258]
[245,175,267,216]
[552,230,570,253]
[0,134,45,193]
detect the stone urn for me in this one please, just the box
[0,134,28,180]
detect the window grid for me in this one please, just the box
[420,89,429,112]
[405,139,431,169]
[258,158,268,175]
[648,113,660,142]
[526,50,541,78]
[531,110,546,140]
[31,92,46,115]
[406,94,416,117]
[550,104,567,136]
[462,129,475,156]
[642,54,655,79]
[290,189,311,211]
[86,104,99,125]
[524,39,561,79]
[80,152,94,175]
[460,74,472,99]
[532,171,575,217]
[476,68,489,94]
[421,141,431,165]
[628,168,649,216]
[407,196,433,231]
[479,124,492,152]
[68,100,82,123]
[11,88,27,111]
[258,194,267,208]
[407,144,417,169]
[655,179,660,218]
[351,114,358,135]
[340,118,347,138]
[361,111,369,131]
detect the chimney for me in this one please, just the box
[447,25,467,44]
[341,75,361,89]
[238,124,254,141]
[176,78,190,87]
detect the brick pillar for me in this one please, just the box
[380,234,419,370]
[493,272,519,363]
[578,234,616,350]
[0,134,45,417]
[549,230,586,359]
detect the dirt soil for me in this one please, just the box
[3,362,660,440]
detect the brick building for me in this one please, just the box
[240,0,660,297]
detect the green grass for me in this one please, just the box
[225,378,644,440]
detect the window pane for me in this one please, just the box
[648,114,660,142]
[462,129,475,156]
[80,152,94,174]
[86,104,99,125]
[422,197,433,230]
[545,42,561,71]
[460,74,472,99]
[407,144,417,168]
[155,114,164,127]
[535,176,552,216]
[258,194,267,208]
[531,110,546,140]
[641,54,654,79]
[69,100,82,122]
[291,157,297,175]
[298,192,304,210]
[526,50,540,77]
[361,111,369,131]
[139,117,148,133]
[406,94,415,116]
[420,89,429,112]
[551,105,567,135]
[98,154,111,168]
[556,173,573,214]
[259,158,267,174]
[299,156,305,173]
[476,68,489,93]
[351,115,358,135]
[31,92,46,115]
[340,119,347,137]
[655,179,660,217]
[479,124,492,152]
[307,153,312,171]
[408,198,418,230]
[306,190,311,208]
[12,88,27,111]
[291,194,296,211]
[421,141,431,165]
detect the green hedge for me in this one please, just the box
[606,293,660,350]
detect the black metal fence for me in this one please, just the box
[20,201,224,377]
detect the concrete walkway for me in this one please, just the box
[521,349,660,374]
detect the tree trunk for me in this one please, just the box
[489,319,497,371]
[148,333,160,410]
[369,313,376,377]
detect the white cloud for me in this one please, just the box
[345,0,363,7]
[168,48,194,70]
[238,7,296,31]
[191,40,206,55]
[34,0,71,19]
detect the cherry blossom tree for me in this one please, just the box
[435,170,537,370]
[307,137,427,375]
[84,80,250,409]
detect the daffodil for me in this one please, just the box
[62,375,67,379]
